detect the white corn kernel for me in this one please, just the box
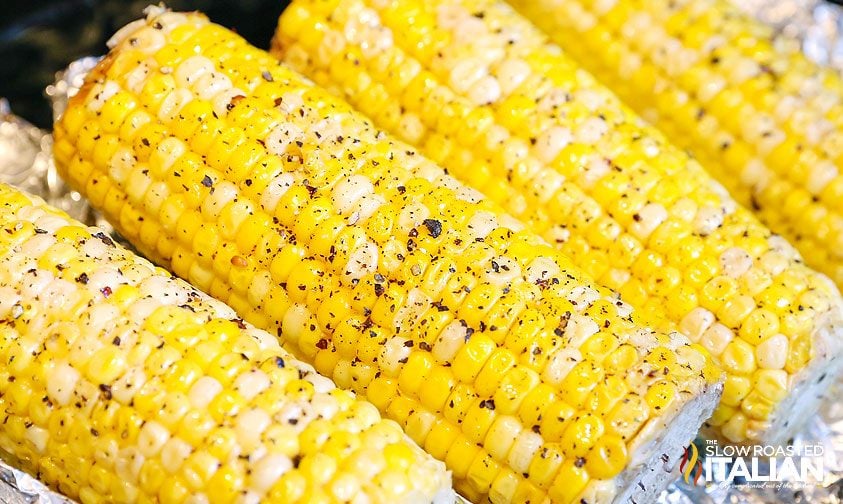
[679,307,716,342]
[47,363,80,406]
[507,430,543,474]
[189,376,223,408]
[630,203,668,241]
[700,322,734,356]
[542,348,581,385]
[433,321,469,364]
[719,247,753,278]
[250,454,293,493]
[755,334,788,369]
[137,421,170,457]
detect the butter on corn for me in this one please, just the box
[271,0,843,447]
[506,0,843,289]
[53,8,722,504]
[0,182,452,503]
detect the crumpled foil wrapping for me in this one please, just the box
[662,383,843,504]
[0,100,85,223]
[0,460,72,504]
[0,0,842,499]
[738,0,843,70]
[2,57,108,232]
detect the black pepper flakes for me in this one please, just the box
[422,218,442,238]
[93,232,114,247]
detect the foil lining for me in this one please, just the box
[663,383,843,504]
[0,459,72,504]
[1,55,110,232]
[0,100,87,223]
[738,0,843,70]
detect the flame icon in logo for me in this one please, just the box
[679,443,704,485]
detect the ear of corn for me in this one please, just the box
[506,0,843,289]
[0,182,453,504]
[53,8,723,504]
[271,0,843,447]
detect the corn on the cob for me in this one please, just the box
[271,0,843,447]
[0,182,453,504]
[505,0,843,289]
[53,8,723,504]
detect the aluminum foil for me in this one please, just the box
[0,99,86,223]
[739,0,843,70]
[0,460,72,504]
[0,56,109,232]
[662,383,843,504]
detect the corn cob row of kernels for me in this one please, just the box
[53,8,722,504]
[0,182,453,504]
[271,0,843,446]
[507,0,843,288]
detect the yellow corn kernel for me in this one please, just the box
[644,381,677,414]
[752,369,789,403]
[585,434,628,479]
[722,339,758,375]
[559,413,605,458]
[722,375,752,407]
[548,458,589,503]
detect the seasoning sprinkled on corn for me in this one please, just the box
[271,0,843,447]
[507,0,843,288]
[54,8,722,503]
[0,182,453,503]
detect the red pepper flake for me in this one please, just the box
[101,286,112,298]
